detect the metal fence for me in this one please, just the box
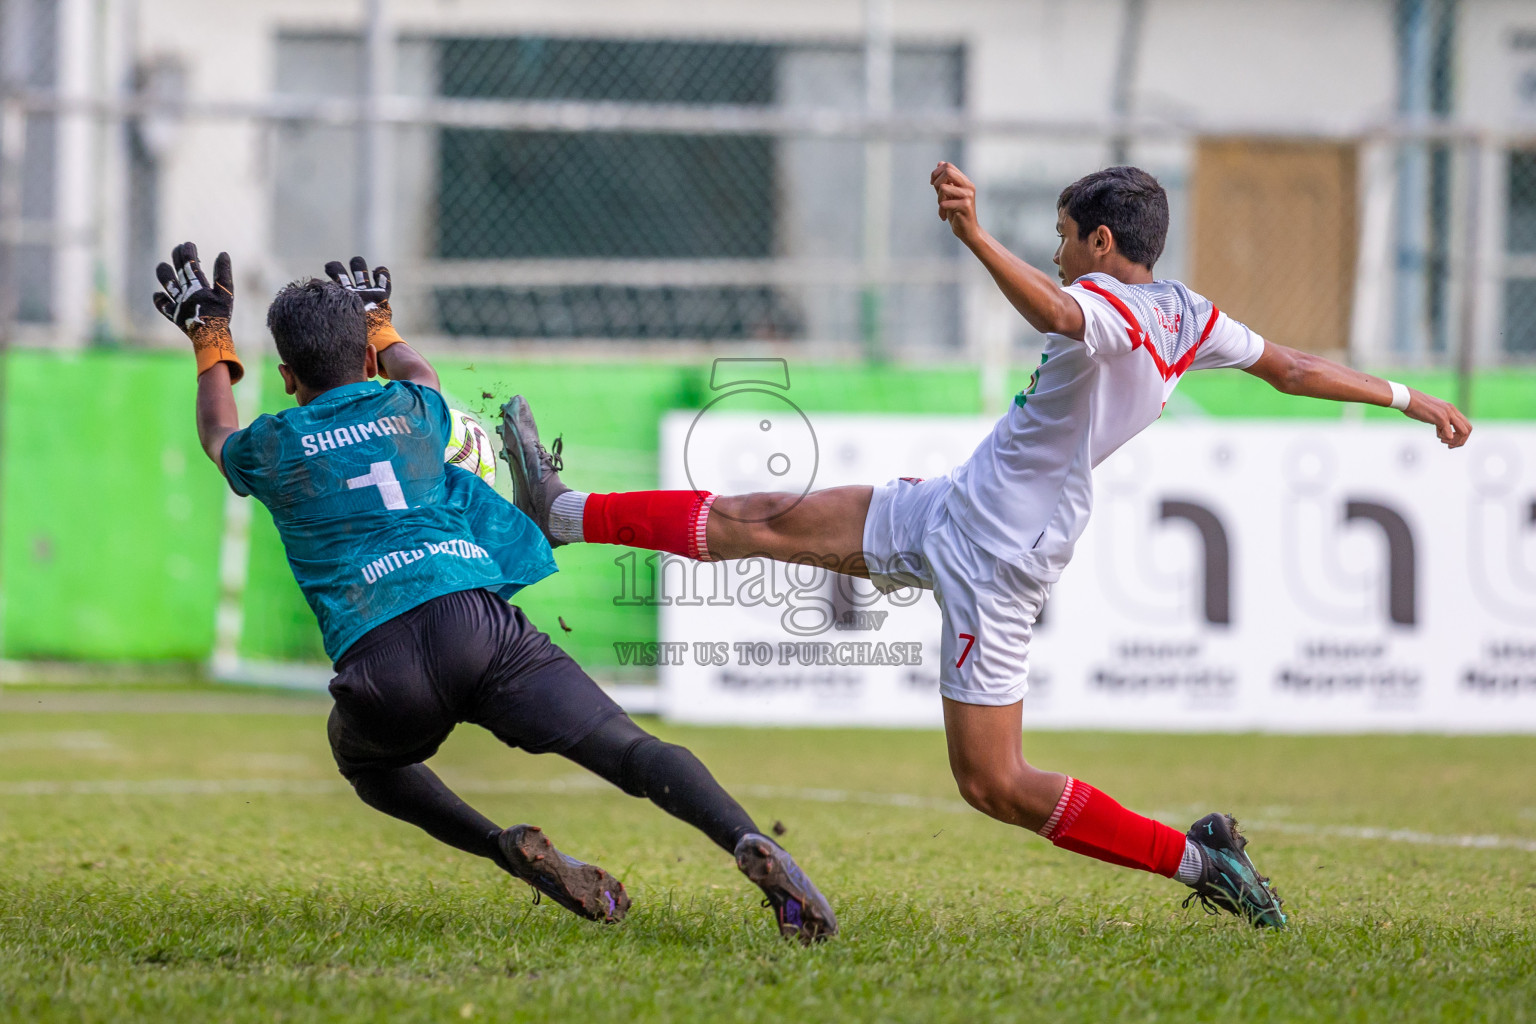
[2,0,1536,381]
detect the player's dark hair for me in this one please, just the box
[266,278,369,390]
[1057,166,1169,268]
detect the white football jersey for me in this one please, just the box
[944,271,1265,582]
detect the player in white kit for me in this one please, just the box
[498,163,1471,928]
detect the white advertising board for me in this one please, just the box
[657,411,1536,733]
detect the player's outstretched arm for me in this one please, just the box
[932,162,1086,340]
[323,256,440,391]
[152,241,242,473]
[1243,340,1472,448]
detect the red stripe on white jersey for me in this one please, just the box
[1078,279,1212,382]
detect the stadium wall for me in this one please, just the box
[2,349,1533,671]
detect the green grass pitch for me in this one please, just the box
[1,686,1533,1022]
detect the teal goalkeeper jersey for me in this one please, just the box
[220,380,557,661]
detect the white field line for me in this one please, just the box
[0,731,115,752]
[1236,820,1536,853]
[734,783,972,813]
[1,777,1533,854]
[0,779,346,796]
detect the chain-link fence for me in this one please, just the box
[2,0,1536,375]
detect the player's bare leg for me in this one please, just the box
[499,395,871,570]
[704,487,872,568]
[941,698,1067,830]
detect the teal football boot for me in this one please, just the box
[1181,813,1287,928]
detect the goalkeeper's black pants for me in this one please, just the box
[327,588,758,867]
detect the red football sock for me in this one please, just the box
[582,490,717,560]
[1039,778,1186,877]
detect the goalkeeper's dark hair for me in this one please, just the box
[1057,166,1169,268]
[266,278,369,390]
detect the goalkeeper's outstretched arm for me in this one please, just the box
[1242,340,1472,448]
[150,240,243,475]
[196,364,240,474]
[376,342,440,391]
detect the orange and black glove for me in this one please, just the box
[325,256,402,374]
[152,241,243,383]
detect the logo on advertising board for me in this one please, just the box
[1459,441,1536,701]
[1088,446,1239,713]
[1271,439,1424,711]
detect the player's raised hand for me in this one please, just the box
[325,255,390,311]
[1402,389,1472,449]
[153,241,243,383]
[324,256,404,365]
[932,161,980,242]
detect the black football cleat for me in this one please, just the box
[497,395,571,547]
[734,833,838,944]
[497,824,629,923]
[1181,812,1286,928]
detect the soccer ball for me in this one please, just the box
[445,408,497,486]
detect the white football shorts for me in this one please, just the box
[862,475,1050,707]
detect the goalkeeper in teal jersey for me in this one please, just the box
[153,243,836,942]
[218,352,556,661]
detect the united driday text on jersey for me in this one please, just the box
[360,538,493,584]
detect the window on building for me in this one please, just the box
[434,37,785,340]
[1505,150,1536,356]
[5,0,57,323]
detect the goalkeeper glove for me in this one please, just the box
[153,241,243,383]
[324,256,403,372]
